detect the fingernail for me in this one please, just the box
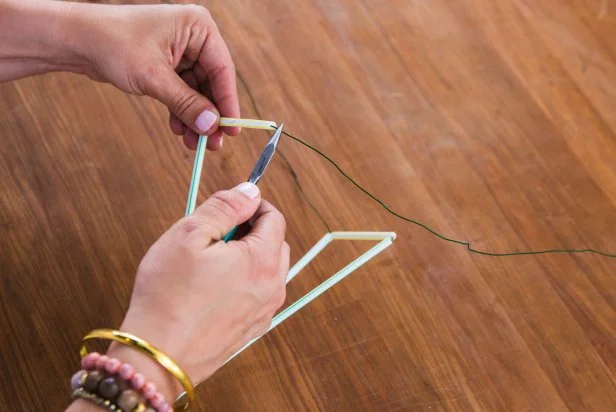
[235,182,260,199]
[195,110,217,133]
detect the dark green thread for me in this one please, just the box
[235,71,331,232]
[272,126,616,258]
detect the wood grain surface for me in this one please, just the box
[1,0,615,410]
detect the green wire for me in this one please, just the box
[273,126,616,258]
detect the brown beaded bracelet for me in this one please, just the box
[75,352,172,411]
[72,369,153,412]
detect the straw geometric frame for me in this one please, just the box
[184,118,397,366]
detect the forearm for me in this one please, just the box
[0,0,89,81]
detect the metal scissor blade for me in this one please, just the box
[247,123,284,184]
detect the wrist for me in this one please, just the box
[120,308,224,384]
[105,344,180,405]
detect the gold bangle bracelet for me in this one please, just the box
[80,329,194,410]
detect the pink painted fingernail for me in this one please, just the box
[235,182,260,199]
[195,110,217,133]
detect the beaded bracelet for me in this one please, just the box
[72,370,151,411]
[81,329,193,410]
[72,387,122,411]
[72,353,170,412]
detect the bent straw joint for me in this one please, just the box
[222,231,396,365]
[184,118,276,217]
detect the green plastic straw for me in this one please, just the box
[223,232,396,364]
[185,135,207,216]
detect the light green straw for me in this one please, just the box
[185,135,207,216]
[223,232,396,364]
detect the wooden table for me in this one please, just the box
[1,0,615,410]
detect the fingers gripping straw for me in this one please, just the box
[184,118,278,217]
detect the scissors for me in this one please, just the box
[222,123,284,242]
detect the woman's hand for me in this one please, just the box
[105,183,289,402]
[0,0,239,150]
[65,183,289,410]
[70,3,240,150]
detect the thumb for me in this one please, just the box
[146,68,220,136]
[192,182,261,242]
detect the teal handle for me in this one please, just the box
[223,226,238,242]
